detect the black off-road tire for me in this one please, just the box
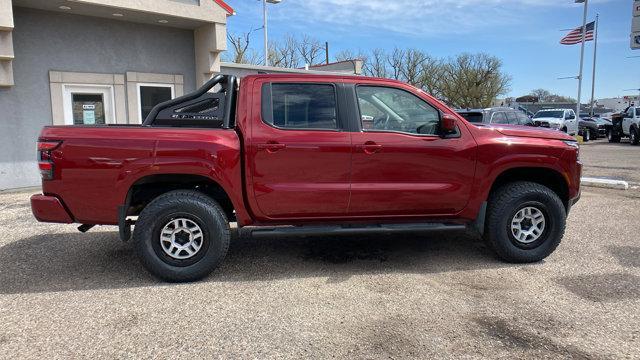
[484,182,566,263]
[607,129,621,143]
[583,129,590,142]
[630,128,639,146]
[133,190,230,282]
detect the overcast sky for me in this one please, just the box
[225,0,639,100]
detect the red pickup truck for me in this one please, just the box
[31,74,581,282]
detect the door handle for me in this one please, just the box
[359,141,382,154]
[257,142,287,153]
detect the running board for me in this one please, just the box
[247,223,467,239]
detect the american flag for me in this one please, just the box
[560,21,595,45]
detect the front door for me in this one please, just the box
[62,85,114,125]
[349,84,476,216]
[248,81,352,220]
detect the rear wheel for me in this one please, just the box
[133,190,230,282]
[630,128,639,146]
[583,129,590,142]
[607,129,621,143]
[484,182,566,263]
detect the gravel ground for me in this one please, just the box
[0,141,639,359]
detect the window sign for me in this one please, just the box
[72,93,105,125]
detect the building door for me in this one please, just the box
[62,85,115,125]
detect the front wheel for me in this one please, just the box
[484,182,566,263]
[583,129,590,142]
[133,190,230,282]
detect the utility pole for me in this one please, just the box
[263,0,268,66]
[589,14,599,117]
[262,0,282,67]
[575,0,589,118]
[325,42,329,65]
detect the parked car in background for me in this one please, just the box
[578,116,610,141]
[607,106,640,145]
[456,107,534,126]
[532,109,578,135]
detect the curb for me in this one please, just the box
[581,177,629,190]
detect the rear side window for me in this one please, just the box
[458,112,484,123]
[262,83,338,130]
[491,112,508,124]
[506,111,518,124]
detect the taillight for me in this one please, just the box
[37,140,61,180]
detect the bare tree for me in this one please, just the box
[227,31,252,64]
[269,35,300,68]
[529,89,575,103]
[387,48,404,80]
[417,56,444,98]
[399,49,428,86]
[439,53,511,108]
[365,49,388,78]
[297,35,324,66]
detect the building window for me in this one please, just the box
[137,84,175,123]
[62,84,115,125]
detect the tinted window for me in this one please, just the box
[356,86,440,135]
[140,86,173,122]
[458,112,484,123]
[491,112,508,124]
[264,83,338,129]
[506,111,518,124]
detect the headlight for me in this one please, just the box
[563,140,580,160]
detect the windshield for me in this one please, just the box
[534,110,564,119]
[457,112,484,123]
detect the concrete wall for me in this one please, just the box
[0,7,197,189]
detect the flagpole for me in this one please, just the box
[576,0,589,120]
[589,14,599,117]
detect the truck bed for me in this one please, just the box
[39,125,243,225]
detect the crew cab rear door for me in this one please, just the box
[246,79,352,220]
[348,83,476,216]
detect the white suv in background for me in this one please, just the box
[622,106,640,145]
[532,109,578,135]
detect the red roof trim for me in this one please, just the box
[213,0,234,15]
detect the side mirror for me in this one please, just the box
[440,113,457,136]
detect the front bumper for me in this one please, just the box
[30,194,74,223]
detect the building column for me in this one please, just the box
[0,0,14,87]
[194,22,226,86]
